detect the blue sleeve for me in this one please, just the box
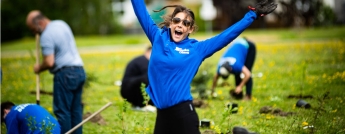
[6,116,19,134]
[40,33,55,56]
[131,0,159,44]
[196,11,256,58]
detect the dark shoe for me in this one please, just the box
[233,126,257,134]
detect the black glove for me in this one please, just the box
[249,0,277,18]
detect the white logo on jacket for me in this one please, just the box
[175,47,190,54]
[14,104,34,112]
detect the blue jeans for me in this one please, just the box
[53,67,86,134]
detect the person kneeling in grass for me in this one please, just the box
[120,46,157,112]
[1,101,60,134]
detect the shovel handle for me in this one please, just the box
[65,102,113,134]
[35,34,40,105]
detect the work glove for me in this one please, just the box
[248,0,278,18]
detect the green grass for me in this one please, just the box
[1,27,345,133]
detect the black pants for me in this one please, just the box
[234,41,256,96]
[154,101,200,134]
[120,75,153,107]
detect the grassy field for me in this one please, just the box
[1,26,345,133]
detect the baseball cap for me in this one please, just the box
[219,61,232,79]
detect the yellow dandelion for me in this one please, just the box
[217,90,223,95]
[242,122,247,126]
[302,121,308,126]
[269,61,275,67]
[48,107,53,113]
[239,106,243,115]
[86,106,90,111]
[266,115,271,120]
[213,125,221,133]
[333,118,337,122]
[322,73,327,79]
[252,97,257,103]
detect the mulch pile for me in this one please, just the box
[193,99,208,108]
[287,94,313,99]
[259,106,295,117]
[202,130,216,134]
[83,112,106,125]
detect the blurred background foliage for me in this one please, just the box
[1,0,121,42]
[1,0,344,42]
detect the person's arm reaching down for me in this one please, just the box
[211,74,220,97]
[235,66,251,94]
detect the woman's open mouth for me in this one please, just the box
[175,30,183,37]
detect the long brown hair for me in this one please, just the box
[153,5,198,31]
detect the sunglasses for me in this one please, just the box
[171,17,192,27]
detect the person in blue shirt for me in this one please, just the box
[1,101,61,134]
[26,10,85,134]
[131,0,277,133]
[211,37,256,101]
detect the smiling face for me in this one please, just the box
[169,12,194,43]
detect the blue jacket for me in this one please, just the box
[131,0,256,109]
[5,104,60,134]
[217,37,249,74]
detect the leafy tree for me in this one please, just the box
[212,0,337,28]
[1,0,121,42]
[273,0,336,27]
